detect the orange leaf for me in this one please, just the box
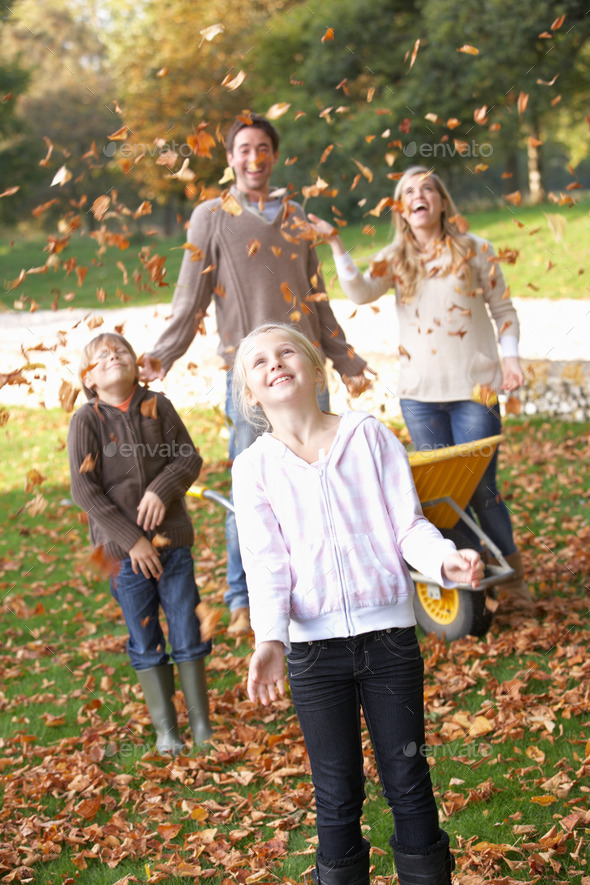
[457,44,479,55]
[551,14,566,30]
[504,191,522,207]
[152,533,171,549]
[221,70,246,91]
[76,797,102,821]
[266,102,291,120]
[158,822,182,841]
[79,453,97,473]
[531,795,557,806]
[398,344,411,359]
[321,27,335,43]
[140,397,158,419]
[221,191,243,216]
[246,239,261,257]
[408,38,420,71]
[447,118,461,130]
[517,92,529,116]
[108,126,129,141]
[281,282,294,303]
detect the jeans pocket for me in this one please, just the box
[379,627,422,660]
[287,641,322,676]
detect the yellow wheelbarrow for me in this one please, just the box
[188,434,512,642]
[408,434,512,639]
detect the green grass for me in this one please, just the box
[2,199,589,313]
[0,408,589,883]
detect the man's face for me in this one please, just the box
[226,126,278,200]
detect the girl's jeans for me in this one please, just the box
[401,398,517,557]
[287,627,440,861]
[110,546,211,670]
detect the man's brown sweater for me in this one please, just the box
[149,186,367,378]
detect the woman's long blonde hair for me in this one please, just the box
[382,166,474,302]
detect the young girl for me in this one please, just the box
[231,323,483,885]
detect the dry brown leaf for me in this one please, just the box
[140,397,158,419]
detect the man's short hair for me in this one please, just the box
[226,113,280,154]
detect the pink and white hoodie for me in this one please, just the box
[232,410,456,651]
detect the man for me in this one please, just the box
[141,112,371,636]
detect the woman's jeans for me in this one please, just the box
[224,371,330,612]
[287,627,440,861]
[110,546,211,670]
[400,398,516,557]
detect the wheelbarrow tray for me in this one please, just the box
[408,434,513,592]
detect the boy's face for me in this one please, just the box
[226,126,278,200]
[85,339,137,402]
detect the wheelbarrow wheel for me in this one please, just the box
[413,581,493,641]
[413,527,493,641]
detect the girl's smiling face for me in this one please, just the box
[244,330,322,411]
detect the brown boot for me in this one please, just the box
[498,550,535,613]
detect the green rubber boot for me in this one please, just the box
[177,658,212,745]
[136,664,184,755]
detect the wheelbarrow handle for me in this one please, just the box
[187,485,235,514]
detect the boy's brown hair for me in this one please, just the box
[79,332,138,399]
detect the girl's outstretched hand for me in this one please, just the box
[247,641,286,706]
[442,549,485,588]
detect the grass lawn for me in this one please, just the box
[2,199,589,313]
[0,406,589,883]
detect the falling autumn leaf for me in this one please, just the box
[152,533,171,549]
[108,125,129,141]
[91,195,111,221]
[408,38,420,70]
[50,165,72,187]
[221,191,243,216]
[266,102,291,120]
[140,397,158,419]
[517,92,529,116]
[222,70,246,91]
[321,27,335,43]
[503,191,522,207]
[457,44,479,55]
[199,22,224,44]
[79,453,97,473]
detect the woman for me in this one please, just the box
[309,165,533,612]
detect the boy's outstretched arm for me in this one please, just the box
[247,641,286,707]
[442,549,485,588]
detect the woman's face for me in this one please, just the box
[400,173,446,243]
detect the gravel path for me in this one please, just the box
[1,297,589,415]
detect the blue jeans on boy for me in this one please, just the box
[110,546,211,670]
[400,398,516,557]
[224,371,331,613]
[287,627,440,860]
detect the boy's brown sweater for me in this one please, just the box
[148,186,367,378]
[68,386,202,561]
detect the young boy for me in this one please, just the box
[68,332,212,754]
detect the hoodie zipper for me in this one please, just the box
[317,461,353,636]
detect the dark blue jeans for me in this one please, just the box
[401,398,516,556]
[110,546,211,670]
[287,627,439,861]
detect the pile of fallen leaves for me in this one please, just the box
[1,418,589,884]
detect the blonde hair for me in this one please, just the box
[232,323,327,431]
[80,332,138,399]
[382,165,474,302]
